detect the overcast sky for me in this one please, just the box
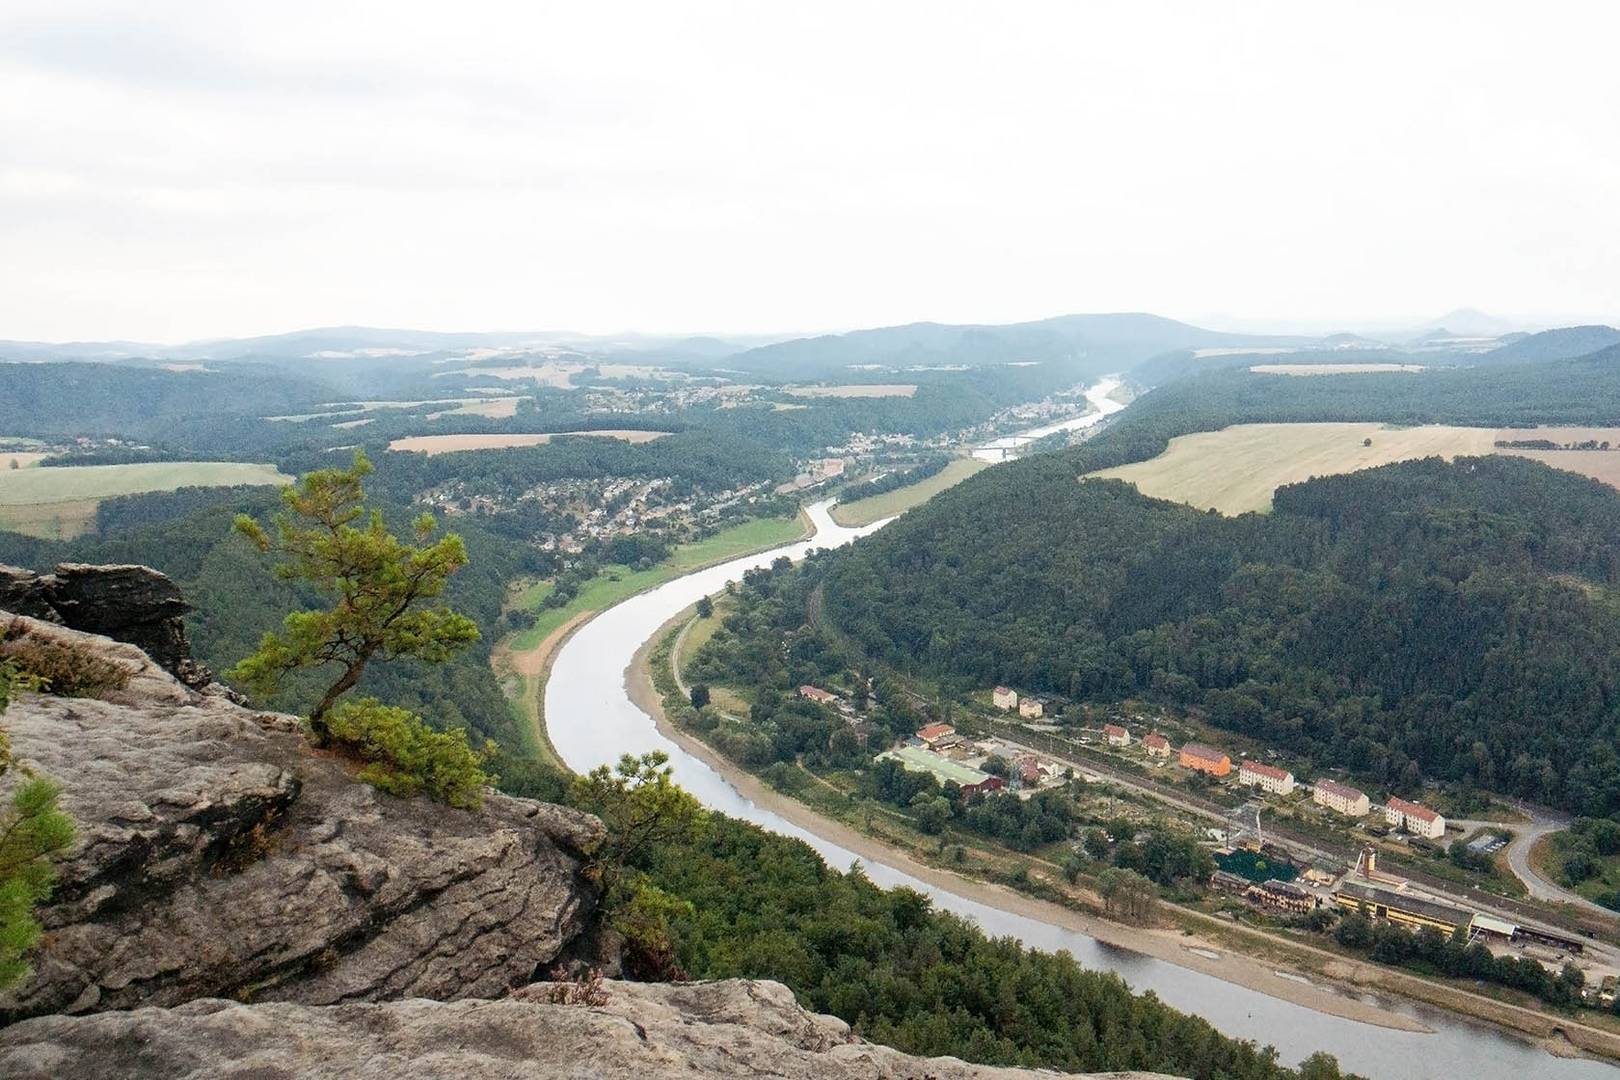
[2,2,1617,343]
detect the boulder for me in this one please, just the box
[0,978,1183,1079]
[0,617,604,1022]
[0,562,209,686]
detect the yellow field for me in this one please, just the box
[784,383,917,398]
[1087,423,1499,514]
[387,430,670,455]
[427,396,523,419]
[1,452,47,470]
[435,362,678,387]
[831,457,988,526]
[1249,363,1426,375]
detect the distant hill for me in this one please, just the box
[0,326,781,365]
[720,312,1315,379]
[0,361,335,438]
[1478,325,1620,365]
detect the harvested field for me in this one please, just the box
[1249,363,1426,375]
[429,396,523,419]
[387,430,670,455]
[783,383,917,398]
[1,452,47,470]
[1494,426,1620,446]
[434,362,679,387]
[1087,422,1499,514]
[1502,449,1620,491]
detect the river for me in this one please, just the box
[971,377,1127,461]
[544,391,1618,1079]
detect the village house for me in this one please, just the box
[1015,754,1044,787]
[915,722,956,746]
[1238,759,1296,796]
[1142,733,1172,759]
[1384,796,1446,839]
[798,685,838,705]
[1312,778,1371,818]
[1248,878,1315,914]
[1178,742,1231,777]
[1103,723,1130,747]
[992,686,1019,710]
[961,775,1005,797]
[1018,698,1045,719]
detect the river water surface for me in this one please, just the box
[544,390,1618,1079]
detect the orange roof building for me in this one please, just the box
[1178,742,1231,777]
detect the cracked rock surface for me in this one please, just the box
[0,613,604,1023]
[0,978,1181,1079]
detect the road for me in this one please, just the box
[1479,808,1620,920]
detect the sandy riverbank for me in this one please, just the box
[626,607,1434,1035]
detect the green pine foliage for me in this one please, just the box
[0,671,77,992]
[323,697,494,809]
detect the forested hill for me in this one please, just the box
[0,488,534,750]
[722,312,1306,379]
[1477,325,1620,365]
[0,361,335,438]
[824,449,1620,816]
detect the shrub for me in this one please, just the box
[0,623,130,699]
[0,675,78,992]
[323,697,495,809]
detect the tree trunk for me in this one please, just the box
[308,660,368,743]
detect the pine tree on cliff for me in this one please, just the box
[228,453,492,808]
[228,451,478,743]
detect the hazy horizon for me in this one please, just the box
[4,2,1617,342]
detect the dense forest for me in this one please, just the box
[0,486,533,749]
[494,757,1356,1080]
[0,361,335,438]
[821,447,1620,816]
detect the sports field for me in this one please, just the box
[878,745,993,786]
[387,430,670,455]
[1087,423,1499,514]
[0,461,290,539]
[830,457,987,526]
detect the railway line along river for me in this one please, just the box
[543,387,1619,1079]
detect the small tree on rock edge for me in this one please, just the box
[227,451,478,743]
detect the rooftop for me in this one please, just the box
[1241,760,1291,781]
[1385,796,1441,823]
[1181,742,1228,763]
[1337,880,1473,927]
[1313,777,1365,800]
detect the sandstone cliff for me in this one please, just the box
[0,976,1178,1079]
[0,611,603,1022]
[0,576,1183,1080]
[0,562,210,687]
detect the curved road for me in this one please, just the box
[1483,809,1619,919]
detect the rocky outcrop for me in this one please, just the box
[0,977,1181,1079]
[0,615,604,1022]
[0,563,209,686]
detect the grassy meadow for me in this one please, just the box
[0,461,290,538]
[830,457,987,526]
